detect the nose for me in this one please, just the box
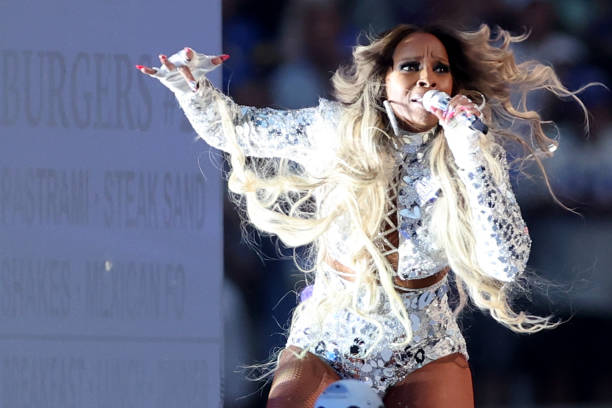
[417,68,436,88]
[417,79,434,87]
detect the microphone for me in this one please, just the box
[422,90,488,135]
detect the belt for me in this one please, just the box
[325,256,449,290]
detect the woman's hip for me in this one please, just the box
[286,275,467,394]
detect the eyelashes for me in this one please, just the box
[399,62,420,72]
[434,63,450,73]
[399,61,450,73]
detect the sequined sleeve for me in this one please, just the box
[174,79,341,165]
[452,138,531,282]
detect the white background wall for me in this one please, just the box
[0,0,223,406]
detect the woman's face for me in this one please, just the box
[385,32,454,132]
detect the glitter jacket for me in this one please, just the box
[175,81,531,282]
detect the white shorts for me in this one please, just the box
[286,269,468,395]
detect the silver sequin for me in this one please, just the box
[287,271,466,396]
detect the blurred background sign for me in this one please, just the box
[0,0,223,406]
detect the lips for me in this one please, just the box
[409,92,425,103]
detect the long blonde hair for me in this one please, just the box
[213,24,590,363]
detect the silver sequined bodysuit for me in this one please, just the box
[175,81,531,395]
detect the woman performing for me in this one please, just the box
[137,24,587,407]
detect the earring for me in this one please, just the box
[474,91,486,111]
[383,100,400,137]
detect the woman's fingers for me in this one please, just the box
[184,47,193,61]
[448,95,470,112]
[134,49,230,94]
[181,47,229,67]
[435,94,483,124]
[177,65,195,82]
[429,106,445,122]
[159,54,176,71]
[446,95,481,121]
[177,66,198,91]
[135,49,229,73]
[445,105,471,121]
[211,54,230,65]
[135,65,157,75]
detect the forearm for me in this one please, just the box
[176,78,330,164]
[175,79,234,152]
[449,127,531,281]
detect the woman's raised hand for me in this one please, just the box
[430,94,485,157]
[136,47,229,94]
[427,94,482,128]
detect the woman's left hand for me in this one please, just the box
[428,94,482,129]
[431,94,484,161]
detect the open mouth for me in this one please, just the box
[410,96,423,103]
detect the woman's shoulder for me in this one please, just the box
[293,99,343,174]
[306,98,344,145]
[316,98,344,122]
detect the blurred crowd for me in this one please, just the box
[217,1,612,407]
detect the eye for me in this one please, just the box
[399,62,420,72]
[434,63,450,73]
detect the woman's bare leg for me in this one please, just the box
[267,346,341,408]
[383,352,474,408]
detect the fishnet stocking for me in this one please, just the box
[267,346,341,408]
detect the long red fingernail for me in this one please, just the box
[135,65,144,70]
[220,54,230,61]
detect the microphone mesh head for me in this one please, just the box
[422,90,445,111]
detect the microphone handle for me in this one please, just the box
[464,113,488,135]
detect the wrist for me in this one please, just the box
[443,125,484,169]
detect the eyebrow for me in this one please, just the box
[397,54,449,62]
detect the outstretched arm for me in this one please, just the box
[137,48,340,166]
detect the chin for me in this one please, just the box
[401,117,438,133]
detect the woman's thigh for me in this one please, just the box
[383,352,474,408]
[267,345,341,408]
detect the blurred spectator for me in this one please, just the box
[271,0,348,108]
